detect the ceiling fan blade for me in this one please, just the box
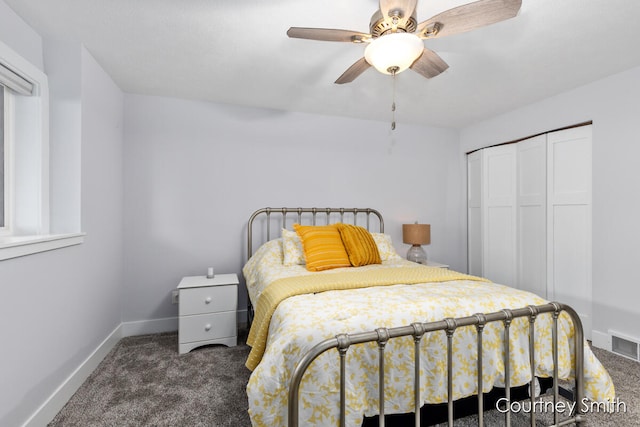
[287,27,371,43]
[410,48,449,79]
[380,0,418,23]
[416,0,522,39]
[335,57,371,84]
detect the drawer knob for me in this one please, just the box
[205,324,211,331]
[205,297,212,304]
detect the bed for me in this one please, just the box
[243,207,615,427]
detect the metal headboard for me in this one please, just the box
[247,207,384,261]
[245,207,384,326]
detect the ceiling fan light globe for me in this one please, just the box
[364,32,423,75]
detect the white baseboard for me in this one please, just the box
[120,316,178,337]
[120,312,248,336]
[120,313,249,336]
[591,330,611,351]
[22,324,123,427]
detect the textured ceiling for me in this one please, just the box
[6,0,640,128]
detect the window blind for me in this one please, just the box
[0,61,34,95]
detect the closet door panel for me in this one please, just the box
[551,205,589,301]
[486,150,515,204]
[547,126,592,338]
[486,206,516,284]
[482,145,516,285]
[468,151,482,207]
[517,135,546,297]
[467,151,482,276]
[519,205,546,296]
[550,136,590,200]
[518,136,546,202]
[468,208,482,276]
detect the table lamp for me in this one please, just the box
[402,223,430,264]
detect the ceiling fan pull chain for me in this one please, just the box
[391,66,398,130]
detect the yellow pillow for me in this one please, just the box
[293,224,351,272]
[336,224,382,267]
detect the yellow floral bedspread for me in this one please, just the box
[246,267,615,427]
[246,266,488,370]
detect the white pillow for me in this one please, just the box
[371,233,402,261]
[282,228,306,266]
[243,238,284,306]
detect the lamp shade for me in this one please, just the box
[364,32,424,75]
[402,223,431,245]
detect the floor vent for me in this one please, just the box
[611,332,640,361]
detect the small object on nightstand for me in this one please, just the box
[402,222,431,264]
[177,273,238,354]
[206,267,215,279]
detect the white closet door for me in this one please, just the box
[547,126,592,338]
[517,135,547,297]
[467,151,483,276]
[482,144,517,285]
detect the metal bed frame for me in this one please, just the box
[288,302,585,427]
[244,207,585,426]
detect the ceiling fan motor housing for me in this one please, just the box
[369,9,418,37]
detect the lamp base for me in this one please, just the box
[406,245,427,264]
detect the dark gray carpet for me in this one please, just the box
[49,332,251,426]
[50,333,638,426]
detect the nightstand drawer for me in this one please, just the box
[179,285,237,316]
[179,311,236,343]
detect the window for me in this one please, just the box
[0,60,34,238]
[0,83,14,236]
[0,85,5,231]
[0,46,84,260]
[1,82,15,236]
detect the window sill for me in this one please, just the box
[0,233,85,261]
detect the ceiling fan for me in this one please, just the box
[287,0,522,84]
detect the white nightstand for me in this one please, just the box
[177,273,238,354]
[426,260,449,269]
[407,258,449,268]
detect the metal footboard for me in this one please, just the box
[288,302,585,427]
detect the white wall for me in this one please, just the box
[123,95,463,324]
[47,40,82,234]
[0,2,125,425]
[459,65,640,344]
[0,0,42,69]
